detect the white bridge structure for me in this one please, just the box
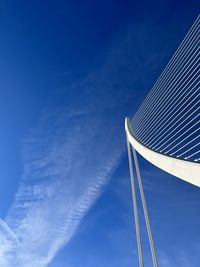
[125,15,200,267]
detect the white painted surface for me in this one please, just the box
[125,118,200,187]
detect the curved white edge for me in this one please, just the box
[125,117,200,187]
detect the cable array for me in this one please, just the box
[130,15,200,163]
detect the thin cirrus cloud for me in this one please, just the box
[0,21,171,266]
[0,90,126,266]
[0,38,132,267]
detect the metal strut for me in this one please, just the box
[126,133,158,267]
[126,133,144,267]
[132,147,158,267]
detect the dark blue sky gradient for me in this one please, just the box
[0,1,199,266]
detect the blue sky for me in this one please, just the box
[0,0,199,266]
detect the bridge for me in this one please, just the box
[125,15,200,267]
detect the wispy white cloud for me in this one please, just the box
[0,40,130,267]
[0,104,124,266]
[0,19,174,266]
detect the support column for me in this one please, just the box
[132,147,158,267]
[126,133,144,267]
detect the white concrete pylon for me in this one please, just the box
[125,117,200,187]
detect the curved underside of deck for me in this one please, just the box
[125,118,200,187]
